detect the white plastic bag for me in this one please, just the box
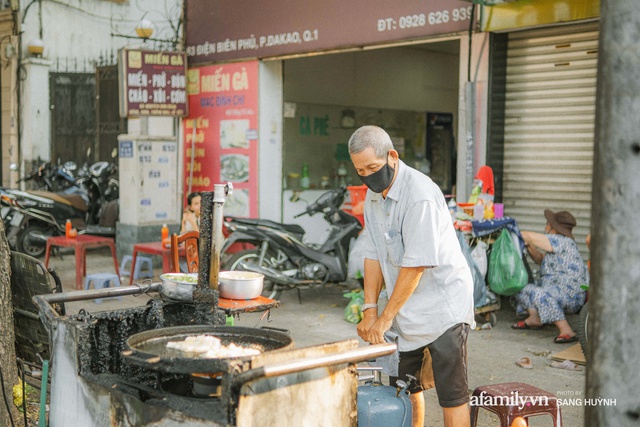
[471,241,489,278]
[347,229,368,279]
[456,231,488,308]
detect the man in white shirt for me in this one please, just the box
[349,125,474,427]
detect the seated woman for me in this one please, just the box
[512,210,589,343]
[180,192,201,233]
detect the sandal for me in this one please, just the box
[515,356,533,369]
[554,334,578,344]
[550,360,581,371]
[511,320,543,330]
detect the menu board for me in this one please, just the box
[119,48,187,117]
[183,61,259,217]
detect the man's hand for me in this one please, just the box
[365,315,393,344]
[357,311,392,345]
[357,311,377,342]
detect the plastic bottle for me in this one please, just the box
[337,162,348,187]
[161,223,169,247]
[473,203,484,221]
[65,219,72,238]
[484,203,495,220]
[300,163,310,190]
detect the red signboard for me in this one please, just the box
[185,0,475,64]
[183,61,259,217]
[119,49,188,117]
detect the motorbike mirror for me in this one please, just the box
[111,147,118,159]
[86,147,92,158]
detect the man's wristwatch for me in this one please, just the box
[362,303,378,312]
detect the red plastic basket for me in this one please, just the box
[347,185,367,207]
[344,185,367,226]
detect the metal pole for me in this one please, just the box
[588,1,640,425]
[233,342,396,387]
[465,81,476,200]
[32,283,162,324]
[38,360,48,427]
[188,122,196,195]
[209,183,232,290]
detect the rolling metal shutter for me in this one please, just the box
[503,22,598,257]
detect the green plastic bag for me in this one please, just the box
[487,229,528,296]
[343,290,364,324]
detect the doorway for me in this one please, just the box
[282,39,461,193]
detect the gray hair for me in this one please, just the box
[348,125,394,158]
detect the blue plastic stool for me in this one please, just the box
[120,255,154,280]
[84,273,121,304]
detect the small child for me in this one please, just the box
[180,192,201,233]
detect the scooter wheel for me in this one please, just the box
[577,301,589,361]
[16,222,49,258]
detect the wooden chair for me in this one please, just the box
[170,231,199,273]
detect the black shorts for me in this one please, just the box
[389,323,470,408]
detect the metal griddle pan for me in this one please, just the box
[121,325,294,374]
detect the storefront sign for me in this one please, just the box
[185,0,475,63]
[119,49,187,117]
[183,61,259,217]
[482,0,600,32]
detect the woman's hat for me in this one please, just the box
[544,209,577,239]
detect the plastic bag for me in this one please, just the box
[487,229,528,296]
[471,240,489,278]
[456,231,489,308]
[347,228,368,280]
[343,289,364,324]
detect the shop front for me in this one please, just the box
[483,0,600,256]
[184,0,489,239]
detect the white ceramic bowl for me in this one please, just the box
[218,271,264,300]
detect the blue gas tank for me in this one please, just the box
[357,367,412,427]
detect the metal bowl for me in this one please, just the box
[218,271,264,300]
[159,273,198,301]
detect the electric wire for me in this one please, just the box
[0,364,16,427]
[467,3,476,82]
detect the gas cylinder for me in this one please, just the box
[357,367,412,427]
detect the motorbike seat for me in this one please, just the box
[27,190,89,212]
[226,216,306,236]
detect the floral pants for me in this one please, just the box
[515,282,586,324]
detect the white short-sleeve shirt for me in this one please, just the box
[364,160,474,351]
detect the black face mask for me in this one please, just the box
[358,160,395,193]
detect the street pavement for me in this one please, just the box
[44,246,586,427]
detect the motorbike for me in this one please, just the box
[76,157,119,227]
[18,160,78,192]
[220,187,363,299]
[2,153,119,258]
